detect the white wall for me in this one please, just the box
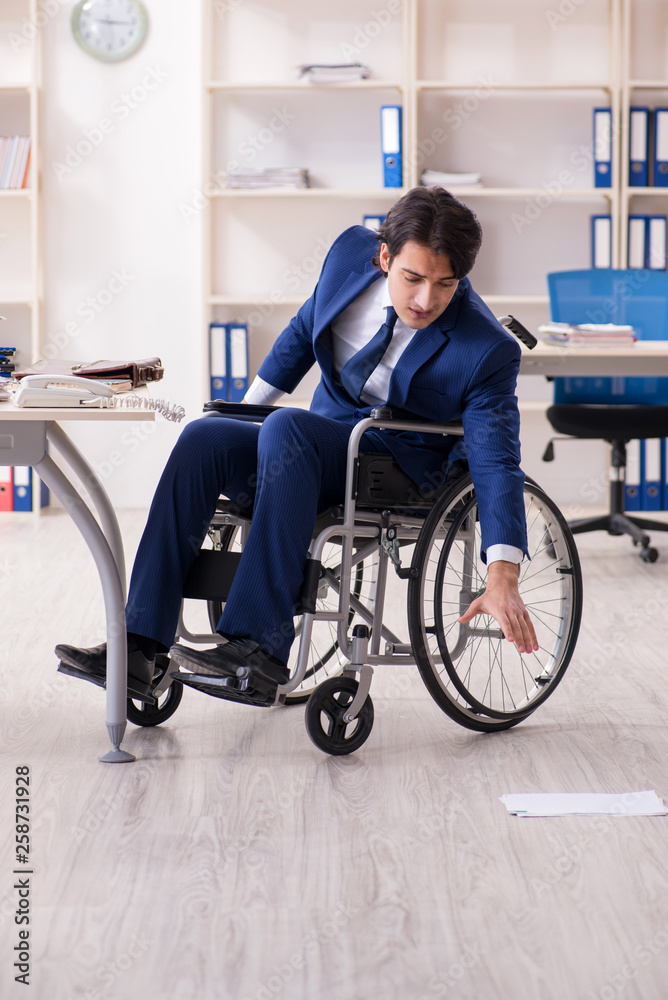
[41,2,203,507]
[35,2,609,510]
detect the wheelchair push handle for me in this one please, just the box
[498,314,538,350]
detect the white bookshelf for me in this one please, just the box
[620,0,668,265]
[203,0,625,395]
[0,0,42,512]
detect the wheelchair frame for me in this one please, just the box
[139,407,582,756]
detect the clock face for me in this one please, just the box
[71,0,148,62]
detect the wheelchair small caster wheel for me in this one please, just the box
[127,656,184,727]
[640,546,659,564]
[305,677,374,756]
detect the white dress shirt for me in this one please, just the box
[244,278,523,565]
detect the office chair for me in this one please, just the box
[544,269,668,562]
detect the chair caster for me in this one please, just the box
[640,546,659,564]
[127,679,183,726]
[127,655,184,727]
[305,676,374,756]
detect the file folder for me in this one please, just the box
[593,108,612,188]
[648,215,668,270]
[591,215,612,268]
[0,466,12,511]
[209,322,228,401]
[627,215,647,268]
[227,322,249,402]
[629,107,650,187]
[641,439,662,510]
[653,108,668,187]
[12,466,32,512]
[380,105,402,188]
[624,440,641,511]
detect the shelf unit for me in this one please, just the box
[619,0,668,264]
[203,0,624,398]
[0,3,41,369]
[0,1,42,512]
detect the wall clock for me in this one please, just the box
[71,0,148,62]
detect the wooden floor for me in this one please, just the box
[2,505,668,1000]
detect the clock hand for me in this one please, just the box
[92,18,135,25]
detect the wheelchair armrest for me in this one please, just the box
[202,400,281,421]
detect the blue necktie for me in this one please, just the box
[339,306,398,403]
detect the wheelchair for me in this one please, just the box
[125,403,583,757]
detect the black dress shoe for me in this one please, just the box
[170,638,289,706]
[55,641,156,704]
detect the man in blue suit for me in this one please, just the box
[56,186,537,704]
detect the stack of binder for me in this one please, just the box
[299,63,370,83]
[625,439,668,512]
[627,215,668,269]
[209,322,249,402]
[0,136,31,190]
[223,168,309,190]
[628,108,668,188]
[0,467,35,512]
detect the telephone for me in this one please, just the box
[14,373,185,421]
[15,374,116,407]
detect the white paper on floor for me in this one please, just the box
[500,790,668,817]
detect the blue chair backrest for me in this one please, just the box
[547,269,668,404]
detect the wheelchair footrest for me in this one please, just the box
[179,669,277,706]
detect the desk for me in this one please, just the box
[0,402,155,763]
[519,340,668,377]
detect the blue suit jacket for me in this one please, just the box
[258,225,527,556]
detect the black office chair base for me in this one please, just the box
[568,511,662,562]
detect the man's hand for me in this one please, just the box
[457,560,538,655]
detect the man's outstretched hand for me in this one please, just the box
[457,560,538,655]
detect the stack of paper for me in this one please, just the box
[420,169,482,188]
[500,790,668,817]
[299,63,370,83]
[538,322,637,347]
[223,168,309,190]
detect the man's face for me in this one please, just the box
[380,240,460,329]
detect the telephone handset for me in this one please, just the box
[13,373,186,421]
[15,374,116,407]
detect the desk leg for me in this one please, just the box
[34,452,135,764]
[46,423,127,597]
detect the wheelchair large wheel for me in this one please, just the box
[407,475,582,732]
[206,528,377,705]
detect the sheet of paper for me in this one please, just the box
[500,791,667,817]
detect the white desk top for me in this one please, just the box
[519,340,668,377]
[0,400,156,421]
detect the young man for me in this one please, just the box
[56,186,537,705]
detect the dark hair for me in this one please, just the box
[371,186,483,279]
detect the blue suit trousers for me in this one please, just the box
[125,409,389,664]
